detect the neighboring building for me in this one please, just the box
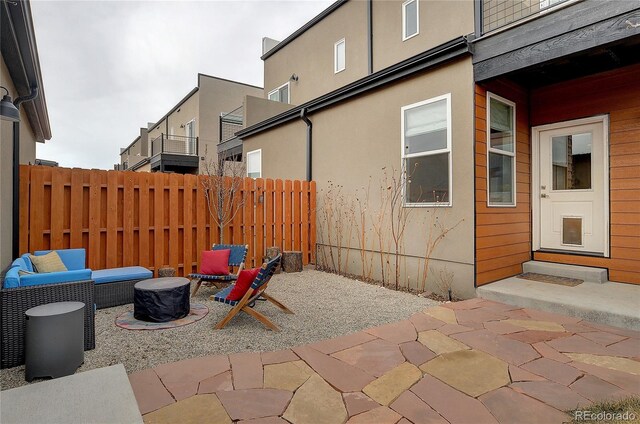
[115,74,262,174]
[236,0,640,297]
[1,0,51,268]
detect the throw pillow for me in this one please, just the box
[201,249,231,275]
[29,251,68,273]
[18,270,35,276]
[226,268,261,301]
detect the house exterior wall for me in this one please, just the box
[244,95,294,128]
[244,57,477,297]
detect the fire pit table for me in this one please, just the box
[133,277,190,322]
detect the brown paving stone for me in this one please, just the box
[238,417,289,424]
[283,374,347,424]
[342,392,379,418]
[479,387,570,424]
[390,389,447,424]
[263,360,314,391]
[217,389,292,421]
[399,341,436,366]
[143,394,231,424]
[580,331,627,347]
[261,349,299,365]
[332,339,406,378]
[581,321,640,339]
[606,338,640,358]
[562,322,598,334]
[532,341,571,363]
[437,323,474,335]
[129,369,175,415]
[569,361,640,395]
[154,355,230,401]
[503,319,566,332]
[505,330,572,344]
[521,358,584,386]
[423,306,458,325]
[570,374,633,402]
[566,353,640,376]
[346,406,402,424]
[455,308,507,325]
[397,419,412,424]
[363,362,422,406]
[441,298,486,310]
[476,300,523,313]
[418,330,470,355]
[409,312,445,332]
[421,349,510,398]
[293,345,375,392]
[548,334,614,356]
[230,352,263,390]
[503,309,533,320]
[483,320,523,335]
[411,374,498,424]
[508,365,546,382]
[365,320,417,344]
[452,329,540,366]
[511,381,591,411]
[523,308,581,324]
[307,331,377,355]
[199,371,234,393]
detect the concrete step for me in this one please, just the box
[477,277,640,331]
[522,260,608,283]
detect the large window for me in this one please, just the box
[334,38,346,73]
[401,94,451,206]
[268,82,289,104]
[487,93,516,206]
[402,0,419,41]
[247,149,261,178]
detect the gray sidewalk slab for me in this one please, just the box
[0,364,143,424]
[477,277,640,330]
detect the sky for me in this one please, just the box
[32,0,334,169]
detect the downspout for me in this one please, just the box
[12,85,39,258]
[367,0,373,74]
[300,108,312,182]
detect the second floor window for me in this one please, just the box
[334,38,345,73]
[403,0,419,41]
[268,82,290,104]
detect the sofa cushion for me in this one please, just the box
[34,249,86,271]
[30,252,68,273]
[3,263,22,288]
[19,269,92,287]
[91,266,153,285]
[20,254,34,272]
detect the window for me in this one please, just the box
[334,38,345,73]
[247,149,261,178]
[268,82,289,104]
[402,0,419,41]
[487,93,516,206]
[401,94,451,206]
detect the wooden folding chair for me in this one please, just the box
[211,254,293,331]
[189,244,248,296]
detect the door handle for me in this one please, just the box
[541,194,549,198]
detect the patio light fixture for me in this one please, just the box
[0,86,20,122]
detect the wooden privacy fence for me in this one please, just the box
[19,165,316,276]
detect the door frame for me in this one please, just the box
[531,114,610,256]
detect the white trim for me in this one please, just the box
[334,38,346,74]
[246,149,262,178]
[402,0,420,41]
[267,82,290,104]
[401,93,452,207]
[486,92,517,207]
[531,114,609,256]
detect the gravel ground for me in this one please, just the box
[1,269,438,390]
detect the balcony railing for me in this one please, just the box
[151,134,198,156]
[480,0,572,35]
[219,105,244,144]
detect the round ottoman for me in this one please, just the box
[134,277,190,322]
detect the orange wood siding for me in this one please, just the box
[475,81,532,285]
[530,64,640,285]
[19,166,316,275]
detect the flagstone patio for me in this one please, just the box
[130,299,640,424]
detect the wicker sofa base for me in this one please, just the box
[95,278,147,309]
[1,279,96,369]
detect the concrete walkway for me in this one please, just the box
[129,299,640,424]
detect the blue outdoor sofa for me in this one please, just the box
[1,248,152,369]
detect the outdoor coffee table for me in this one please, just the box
[133,277,190,322]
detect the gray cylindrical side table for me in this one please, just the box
[25,301,85,382]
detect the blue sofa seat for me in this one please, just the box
[3,257,91,289]
[92,267,152,284]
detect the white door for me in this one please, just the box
[185,120,195,154]
[535,117,608,255]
